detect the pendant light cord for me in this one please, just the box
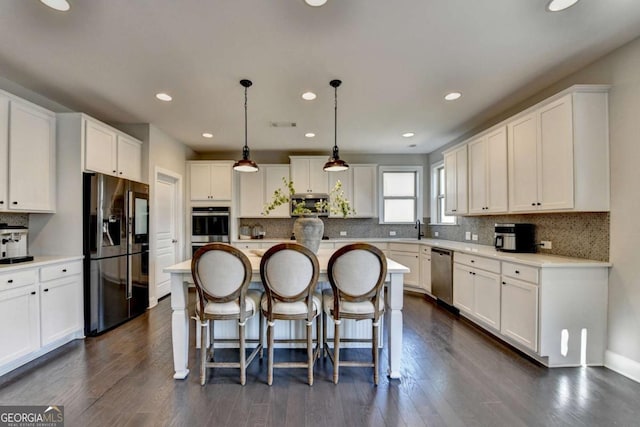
[334,84,338,152]
[244,86,248,150]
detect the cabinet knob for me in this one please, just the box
[7,279,13,283]
[531,202,536,206]
[537,202,541,206]
[502,281,506,285]
[0,200,4,204]
[62,269,67,273]
[470,260,475,263]
[44,288,49,292]
[515,270,520,274]
[31,291,36,295]
[113,170,117,173]
[12,201,18,205]
[119,171,123,175]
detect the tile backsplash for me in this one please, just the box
[239,217,426,240]
[0,213,28,227]
[429,212,609,261]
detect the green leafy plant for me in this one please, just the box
[262,177,355,218]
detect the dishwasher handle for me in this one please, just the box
[431,248,452,257]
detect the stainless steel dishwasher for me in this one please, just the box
[431,248,453,305]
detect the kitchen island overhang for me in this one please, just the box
[164,249,410,380]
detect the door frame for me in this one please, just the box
[150,166,183,308]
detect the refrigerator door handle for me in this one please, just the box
[127,255,132,300]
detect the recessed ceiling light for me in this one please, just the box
[402,132,415,138]
[304,0,327,6]
[546,0,579,12]
[155,93,172,102]
[305,132,316,138]
[202,133,213,139]
[39,0,70,11]
[444,92,462,101]
[301,92,317,101]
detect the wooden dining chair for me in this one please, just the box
[259,243,321,386]
[191,243,263,385]
[323,243,387,384]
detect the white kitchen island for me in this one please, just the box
[164,249,410,380]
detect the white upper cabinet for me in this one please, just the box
[189,161,233,201]
[116,135,142,181]
[444,145,467,215]
[289,156,329,194]
[84,117,143,182]
[468,127,507,214]
[351,164,377,218]
[3,95,56,212]
[238,164,290,218]
[508,88,610,213]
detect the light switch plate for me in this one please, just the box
[472,234,478,241]
[389,231,396,236]
[465,231,471,240]
[340,231,347,236]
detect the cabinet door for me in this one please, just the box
[444,146,467,215]
[40,276,83,346]
[419,251,431,293]
[210,164,232,200]
[289,158,310,192]
[486,127,508,213]
[352,165,377,217]
[85,120,118,176]
[308,158,329,193]
[539,95,574,210]
[190,164,212,200]
[453,264,474,313]
[468,137,487,214]
[8,101,55,211]
[473,269,501,329]
[508,113,539,212]
[117,135,142,182]
[501,278,538,351]
[0,285,40,366]
[265,165,290,217]
[0,95,8,210]
[239,168,264,217]
[389,251,419,287]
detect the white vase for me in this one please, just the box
[293,216,324,253]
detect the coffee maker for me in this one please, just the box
[0,224,32,264]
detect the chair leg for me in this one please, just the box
[239,321,246,386]
[373,321,379,386]
[322,311,327,358]
[316,315,321,360]
[259,313,264,360]
[333,320,340,384]
[200,320,207,386]
[307,321,314,386]
[267,321,274,386]
[209,319,215,362]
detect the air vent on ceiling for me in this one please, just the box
[270,121,297,128]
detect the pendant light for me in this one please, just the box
[233,79,259,172]
[323,79,349,172]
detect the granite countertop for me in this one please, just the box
[232,237,611,268]
[0,255,84,273]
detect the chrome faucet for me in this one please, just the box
[415,219,424,240]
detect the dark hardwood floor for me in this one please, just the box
[1,292,639,427]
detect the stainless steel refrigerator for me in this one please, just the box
[83,172,149,335]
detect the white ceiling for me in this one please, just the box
[1,0,640,155]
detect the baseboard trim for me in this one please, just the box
[605,350,640,383]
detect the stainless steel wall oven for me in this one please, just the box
[191,206,229,255]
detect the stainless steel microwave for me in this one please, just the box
[290,193,330,217]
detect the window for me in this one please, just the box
[379,166,422,224]
[431,162,456,224]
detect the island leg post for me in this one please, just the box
[387,272,403,379]
[171,274,190,379]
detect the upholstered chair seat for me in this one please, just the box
[260,243,321,386]
[191,243,263,386]
[322,243,387,385]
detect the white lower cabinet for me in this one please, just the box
[500,276,539,352]
[39,267,83,347]
[419,246,431,294]
[0,284,40,366]
[453,253,501,330]
[388,243,419,289]
[0,260,83,376]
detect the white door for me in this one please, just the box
[155,172,181,299]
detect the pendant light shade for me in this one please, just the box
[323,79,349,172]
[233,79,259,173]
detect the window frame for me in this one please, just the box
[378,166,423,224]
[430,161,457,225]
